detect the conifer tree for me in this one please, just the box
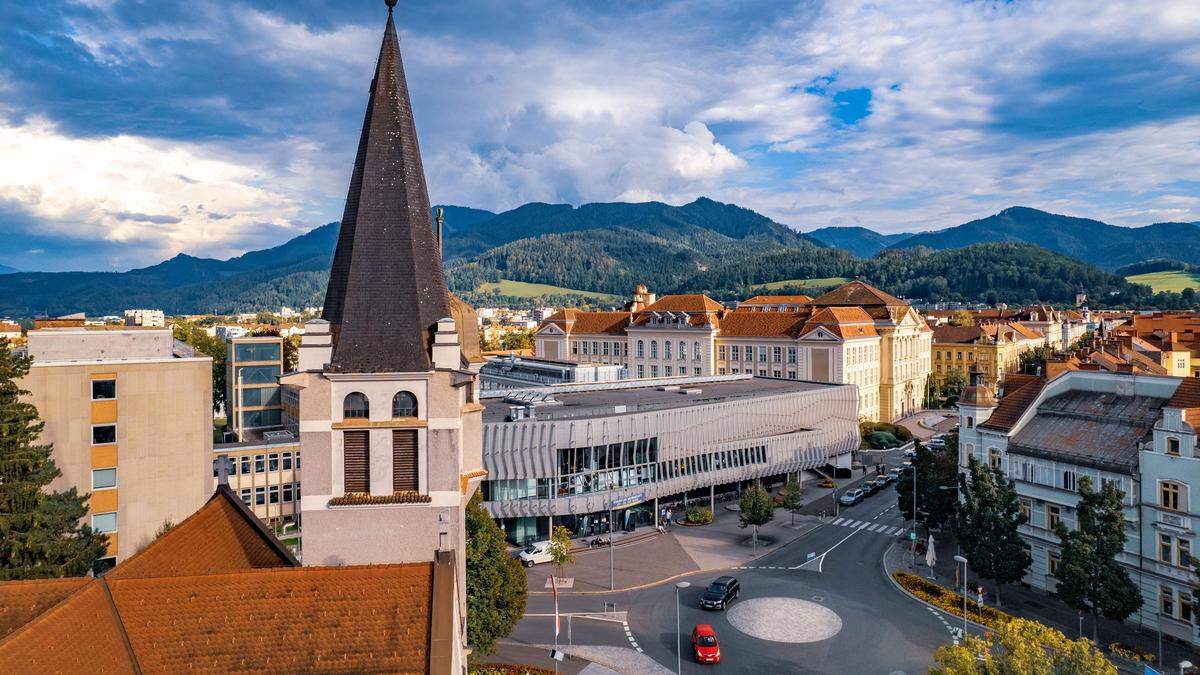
[1054,477,1141,640]
[955,457,1029,605]
[0,340,107,579]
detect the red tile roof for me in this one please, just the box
[641,294,725,313]
[932,325,986,344]
[1167,377,1200,410]
[737,295,813,307]
[979,376,1046,431]
[0,487,444,674]
[810,280,905,308]
[712,311,808,338]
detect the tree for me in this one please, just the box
[1053,477,1141,640]
[779,477,804,526]
[931,616,1115,675]
[465,492,526,655]
[895,439,959,532]
[173,321,227,412]
[738,481,775,551]
[548,524,575,581]
[0,340,107,579]
[955,457,1029,605]
[949,310,975,327]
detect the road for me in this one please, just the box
[513,486,954,674]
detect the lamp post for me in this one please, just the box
[609,505,615,591]
[954,555,969,639]
[676,581,691,675]
[1181,659,1193,675]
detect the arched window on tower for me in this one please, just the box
[392,391,418,418]
[343,392,370,419]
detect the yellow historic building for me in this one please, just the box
[931,322,1041,390]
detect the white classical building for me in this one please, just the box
[958,369,1200,647]
[536,281,931,422]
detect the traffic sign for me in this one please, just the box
[909,531,917,541]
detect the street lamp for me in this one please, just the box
[675,581,691,675]
[954,555,969,639]
[1180,659,1193,675]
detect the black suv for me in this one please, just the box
[699,576,740,610]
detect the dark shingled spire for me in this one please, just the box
[321,2,452,373]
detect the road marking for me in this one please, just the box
[832,517,845,525]
[868,524,882,532]
[846,519,862,528]
[858,522,870,530]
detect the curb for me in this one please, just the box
[880,541,990,633]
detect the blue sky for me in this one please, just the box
[1,0,1199,271]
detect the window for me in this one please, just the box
[718,345,727,360]
[591,341,598,355]
[92,424,116,445]
[234,342,281,362]
[393,429,418,492]
[679,341,686,360]
[1162,586,1175,616]
[1161,533,1174,563]
[283,483,294,502]
[266,453,278,472]
[693,342,700,360]
[602,341,609,356]
[92,557,116,577]
[664,341,671,359]
[343,430,370,493]
[651,341,658,358]
[1046,504,1061,530]
[254,454,265,473]
[1161,481,1184,511]
[240,488,252,506]
[1062,470,1076,492]
[758,369,767,377]
[235,365,280,385]
[773,370,781,378]
[694,367,701,376]
[92,468,117,489]
[242,410,283,428]
[254,486,265,505]
[92,512,117,533]
[758,347,767,362]
[966,416,974,429]
[240,456,251,475]
[773,346,782,363]
[787,372,797,379]
[1167,437,1181,456]
[240,386,281,407]
[1048,550,1060,576]
[651,365,658,377]
[91,379,116,400]
[1019,498,1031,523]
[283,452,293,470]
[1182,590,1195,624]
[572,342,578,355]
[988,448,1001,470]
[295,453,301,470]
[623,342,628,357]
[718,368,726,375]
[343,392,370,419]
[637,364,645,378]
[788,347,797,364]
[392,391,417,418]
[637,340,645,358]
[269,485,280,504]
[581,341,589,355]
[665,366,673,376]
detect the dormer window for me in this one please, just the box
[1167,437,1181,456]
[343,392,370,419]
[392,391,417,418]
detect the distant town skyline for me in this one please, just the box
[2,0,1199,271]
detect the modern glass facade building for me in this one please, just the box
[225,335,284,440]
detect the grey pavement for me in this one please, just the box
[527,531,699,593]
[896,410,958,441]
[883,530,1200,670]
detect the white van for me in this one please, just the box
[519,541,553,567]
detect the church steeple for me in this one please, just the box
[321,0,451,373]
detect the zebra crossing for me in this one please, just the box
[828,517,907,537]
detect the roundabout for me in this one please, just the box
[727,597,842,643]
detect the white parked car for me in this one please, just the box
[519,540,554,567]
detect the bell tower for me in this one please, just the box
[281,1,485,668]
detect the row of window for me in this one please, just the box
[636,364,704,378]
[233,342,282,363]
[212,451,302,477]
[1159,533,1192,567]
[343,391,417,419]
[635,340,703,361]
[239,482,302,507]
[1161,585,1196,624]
[718,345,796,364]
[490,444,771,502]
[575,341,629,357]
[717,367,798,379]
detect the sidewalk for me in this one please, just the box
[528,466,891,593]
[882,533,1199,669]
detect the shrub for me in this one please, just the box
[892,572,1008,628]
[1109,642,1155,664]
[685,506,713,524]
[867,431,899,449]
[470,664,556,675]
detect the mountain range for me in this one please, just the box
[0,201,1186,317]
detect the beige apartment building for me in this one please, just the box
[536,280,932,422]
[213,434,301,530]
[21,324,212,572]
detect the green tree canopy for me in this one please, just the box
[0,340,107,579]
[779,478,804,526]
[955,457,1029,605]
[1053,477,1141,638]
[465,492,526,655]
[739,481,775,550]
[932,616,1115,675]
[173,321,227,413]
[548,524,575,580]
[895,438,959,531]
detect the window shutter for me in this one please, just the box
[344,430,370,493]
[393,429,418,492]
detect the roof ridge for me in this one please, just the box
[100,578,141,674]
[105,560,435,585]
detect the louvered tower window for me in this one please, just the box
[344,430,370,493]
[393,429,418,492]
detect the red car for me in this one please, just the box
[691,624,721,664]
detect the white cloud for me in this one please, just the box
[0,117,323,263]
